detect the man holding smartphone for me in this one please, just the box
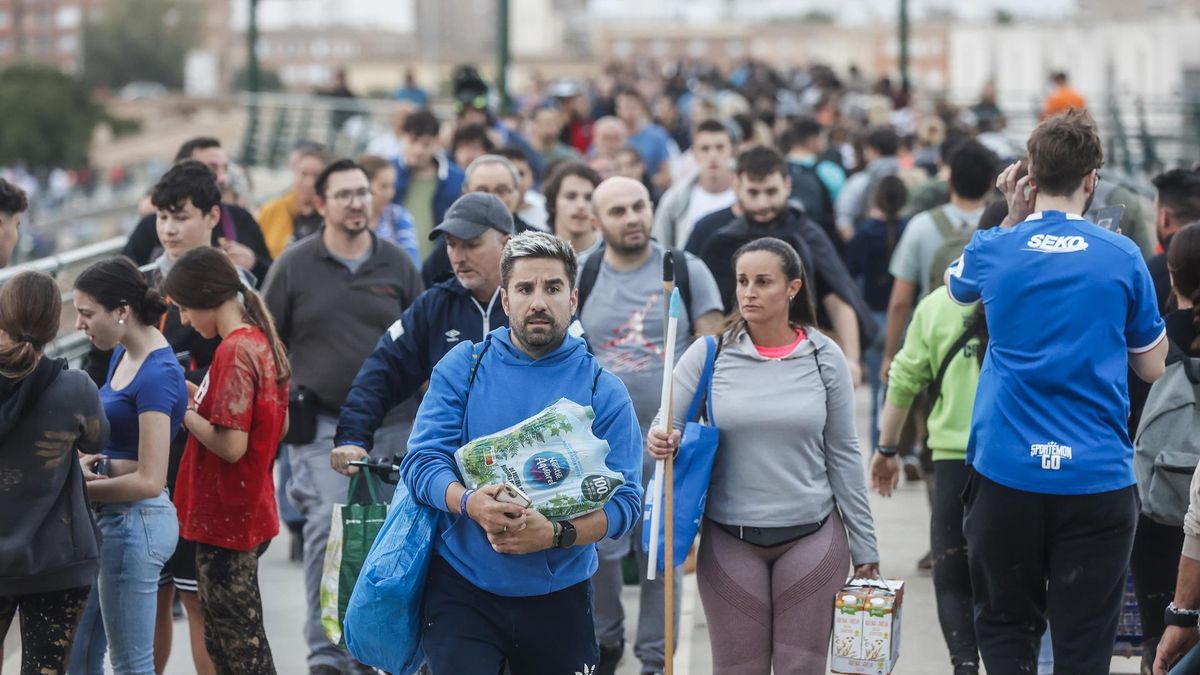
[947,109,1168,673]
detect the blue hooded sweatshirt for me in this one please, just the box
[401,327,643,597]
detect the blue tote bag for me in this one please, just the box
[643,335,720,572]
[343,482,437,675]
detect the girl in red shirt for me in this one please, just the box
[163,247,290,675]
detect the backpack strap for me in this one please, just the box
[930,318,981,403]
[930,206,956,240]
[667,248,695,329]
[575,245,606,316]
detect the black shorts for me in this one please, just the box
[158,536,198,593]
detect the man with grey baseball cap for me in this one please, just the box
[429,191,515,242]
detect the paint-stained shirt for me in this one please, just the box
[175,327,289,551]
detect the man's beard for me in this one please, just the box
[608,231,649,256]
[511,311,566,353]
[744,205,785,227]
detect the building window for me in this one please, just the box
[0,10,9,28]
[0,39,9,55]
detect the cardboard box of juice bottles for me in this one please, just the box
[830,578,904,674]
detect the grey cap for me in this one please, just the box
[429,192,515,241]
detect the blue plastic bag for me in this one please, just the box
[643,336,720,572]
[343,482,437,675]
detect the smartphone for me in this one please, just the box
[1093,204,1125,233]
[93,458,111,477]
[496,482,532,511]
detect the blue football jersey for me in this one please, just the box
[946,211,1165,495]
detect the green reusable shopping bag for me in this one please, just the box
[321,470,388,646]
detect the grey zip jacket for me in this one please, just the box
[656,328,879,565]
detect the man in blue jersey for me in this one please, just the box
[401,231,643,674]
[946,109,1168,674]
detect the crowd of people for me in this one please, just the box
[0,56,1198,675]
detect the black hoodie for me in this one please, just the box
[0,357,109,595]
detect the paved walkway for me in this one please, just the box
[2,390,1148,674]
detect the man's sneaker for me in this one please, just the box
[902,455,922,482]
[596,640,624,675]
[917,551,933,576]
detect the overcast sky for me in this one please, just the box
[233,0,1079,31]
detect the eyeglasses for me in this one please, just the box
[329,188,372,205]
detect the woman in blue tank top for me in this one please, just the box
[68,257,188,675]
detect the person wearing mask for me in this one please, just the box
[0,271,108,674]
[333,192,516,470]
[1152,222,1200,674]
[544,161,604,256]
[581,177,725,675]
[848,175,909,450]
[391,109,466,256]
[648,237,880,673]
[164,247,291,675]
[259,143,330,258]
[0,177,29,268]
[356,153,420,263]
[122,137,272,284]
[881,140,997,386]
[949,110,1167,672]
[68,258,189,675]
[400,231,643,673]
[652,119,737,249]
[421,154,539,288]
[694,146,870,386]
[262,159,423,675]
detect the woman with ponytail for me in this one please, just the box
[162,246,289,675]
[68,257,188,675]
[0,271,109,674]
[647,237,880,673]
[847,174,909,449]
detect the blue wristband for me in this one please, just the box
[460,488,475,516]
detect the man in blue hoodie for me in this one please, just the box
[391,109,466,258]
[399,231,643,674]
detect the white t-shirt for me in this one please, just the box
[679,185,736,250]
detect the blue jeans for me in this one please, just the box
[68,491,179,675]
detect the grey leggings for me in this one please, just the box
[696,510,851,675]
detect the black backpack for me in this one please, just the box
[787,160,836,231]
[576,245,695,328]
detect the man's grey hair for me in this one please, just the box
[465,154,520,188]
[500,231,578,289]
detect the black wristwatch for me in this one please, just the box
[876,445,900,458]
[1165,602,1200,628]
[556,521,577,549]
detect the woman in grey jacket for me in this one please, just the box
[0,271,109,673]
[649,237,880,674]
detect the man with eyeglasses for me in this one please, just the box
[261,158,424,675]
[421,154,541,288]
